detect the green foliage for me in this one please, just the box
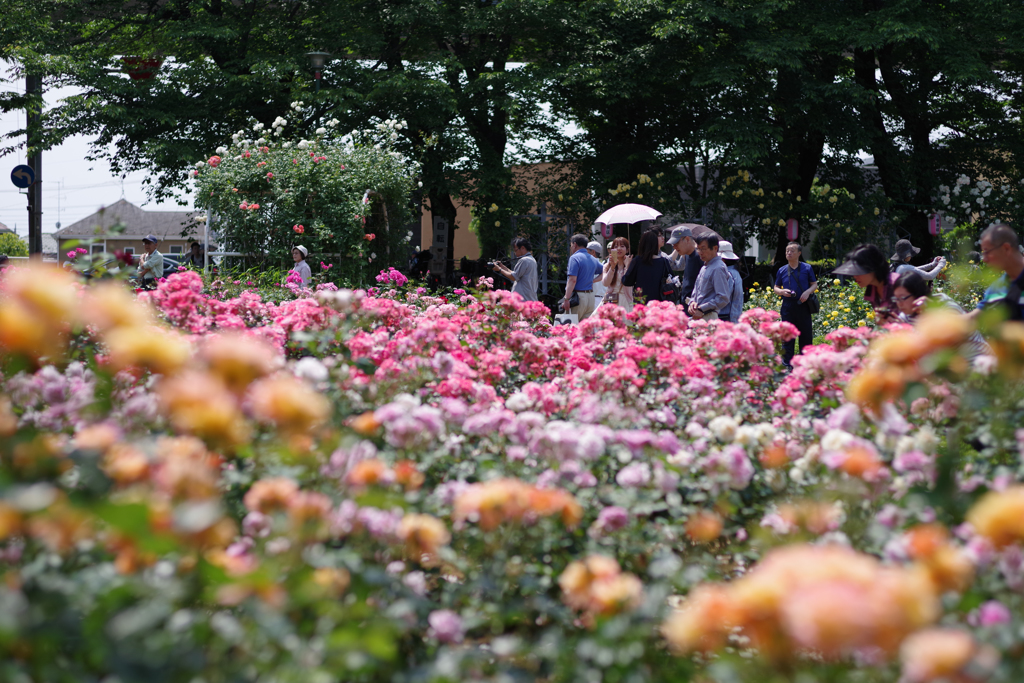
[195,116,416,281]
[0,232,28,257]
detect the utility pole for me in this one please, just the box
[26,73,42,256]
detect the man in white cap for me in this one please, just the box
[137,234,164,287]
[292,245,312,288]
[667,226,702,304]
[718,240,743,323]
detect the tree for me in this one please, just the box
[305,0,570,260]
[0,232,29,257]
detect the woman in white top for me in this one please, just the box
[601,236,634,312]
[291,245,312,288]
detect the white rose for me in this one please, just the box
[894,435,916,455]
[914,426,939,454]
[733,425,758,446]
[294,357,329,383]
[315,127,326,135]
[297,140,309,149]
[754,423,777,444]
[216,146,227,155]
[504,392,532,412]
[820,428,854,453]
[195,161,205,168]
[708,415,739,442]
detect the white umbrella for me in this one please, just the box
[594,203,662,226]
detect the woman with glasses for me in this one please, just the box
[893,270,990,361]
[833,244,900,324]
[601,236,634,312]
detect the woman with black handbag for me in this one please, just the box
[773,242,818,368]
[623,230,674,304]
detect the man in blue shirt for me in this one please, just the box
[688,234,732,320]
[562,234,601,320]
[773,242,817,368]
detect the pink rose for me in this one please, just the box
[207,155,221,167]
[293,224,304,234]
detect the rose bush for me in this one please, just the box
[194,110,417,284]
[1,263,1024,683]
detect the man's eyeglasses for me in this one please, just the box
[980,245,1003,257]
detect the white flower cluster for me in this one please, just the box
[376,118,408,142]
[231,130,253,148]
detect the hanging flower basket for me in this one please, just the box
[121,56,165,81]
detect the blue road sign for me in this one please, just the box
[11,165,35,189]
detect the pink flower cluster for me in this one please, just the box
[375,267,408,287]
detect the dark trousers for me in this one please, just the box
[781,304,813,366]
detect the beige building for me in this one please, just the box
[54,200,203,265]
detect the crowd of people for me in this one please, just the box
[486,221,1023,370]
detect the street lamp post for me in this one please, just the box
[306,51,331,95]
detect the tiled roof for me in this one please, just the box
[42,233,58,256]
[54,199,201,239]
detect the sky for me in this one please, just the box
[0,81,193,237]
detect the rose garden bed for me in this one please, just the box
[1,264,1023,683]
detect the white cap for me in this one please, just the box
[586,241,603,255]
[294,245,308,258]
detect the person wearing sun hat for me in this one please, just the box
[834,243,899,324]
[291,245,312,288]
[718,240,743,323]
[891,238,946,281]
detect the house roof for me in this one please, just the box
[54,199,201,240]
[0,222,12,234]
[42,233,58,256]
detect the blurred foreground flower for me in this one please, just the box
[453,478,582,530]
[559,555,643,622]
[663,543,942,661]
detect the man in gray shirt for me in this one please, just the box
[492,237,538,302]
[687,234,732,320]
[137,234,165,287]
